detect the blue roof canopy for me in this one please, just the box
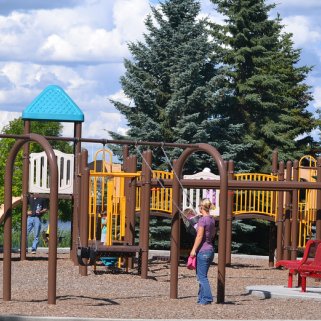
[22,85,84,122]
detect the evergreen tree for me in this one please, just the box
[110,0,251,173]
[211,0,316,172]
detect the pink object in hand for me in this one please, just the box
[187,256,196,270]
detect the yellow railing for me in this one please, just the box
[88,152,318,249]
[135,170,173,214]
[298,155,317,247]
[234,173,278,218]
[88,148,136,246]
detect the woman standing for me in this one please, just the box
[190,198,216,305]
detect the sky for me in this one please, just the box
[0,0,321,160]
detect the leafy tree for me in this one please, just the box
[109,0,251,173]
[0,118,73,230]
[211,0,316,172]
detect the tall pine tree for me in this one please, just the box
[110,0,251,172]
[211,0,316,172]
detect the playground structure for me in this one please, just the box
[1,85,321,306]
[86,148,319,258]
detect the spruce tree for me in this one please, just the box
[211,0,316,172]
[110,0,251,172]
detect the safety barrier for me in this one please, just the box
[29,149,74,194]
[182,168,220,215]
[233,173,278,218]
[135,170,173,214]
[88,148,127,246]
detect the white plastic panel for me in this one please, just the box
[29,149,74,194]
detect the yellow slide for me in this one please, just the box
[0,196,22,224]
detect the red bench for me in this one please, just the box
[298,242,321,292]
[275,239,321,288]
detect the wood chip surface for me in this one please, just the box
[0,252,320,319]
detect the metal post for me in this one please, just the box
[140,150,152,279]
[170,159,181,299]
[290,160,299,260]
[71,122,82,264]
[284,161,292,260]
[226,160,234,266]
[268,222,277,267]
[123,146,130,245]
[276,161,285,261]
[127,155,137,269]
[316,157,321,240]
[79,150,89,276]
[269,149,278,267]
[21,120,30,260]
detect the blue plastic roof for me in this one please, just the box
[22,85,84,122]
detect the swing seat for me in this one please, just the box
[100,257,118,267]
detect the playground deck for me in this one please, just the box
[1,251,321,320]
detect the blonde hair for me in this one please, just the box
[199,198,212,212]
[183,208,196,218]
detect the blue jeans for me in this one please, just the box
[27,216,42,251]
[196,249,214,304]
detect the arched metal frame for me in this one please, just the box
[3,133,59,305]
[169,143,228,303]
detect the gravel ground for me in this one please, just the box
[0,251,321,320]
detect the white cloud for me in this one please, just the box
[60,122,74,138]
[282,16,321,46]
[0,62,92,111]
[113,0,151,42]
[116,126,128,137]
[0,111,21,132]
[313,87,321,109]
[82,111,125,139]
[109,90,132,106]
[0,0,320,149]
[0,0,151,64]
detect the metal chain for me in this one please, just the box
[134,145,193,227]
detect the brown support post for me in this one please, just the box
[139,157,146,255]
[316,157,321,240]
[283,160,292,260]
[272,149,278,175]
[126,155,137,269]
[123,145,130,245]
[170,159,181,299]
[79,150,89,276]
[140,150,152,279]
[3,192,12,301]
[71,122,82,264]
[269,149,278,267]
[123,145,129,161]
[226,160,234,266]
[268,222,277,267]
[276,161,285,262]
[290,160,299,260]
[21,120,30,260]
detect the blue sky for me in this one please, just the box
[0,0,320,160]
